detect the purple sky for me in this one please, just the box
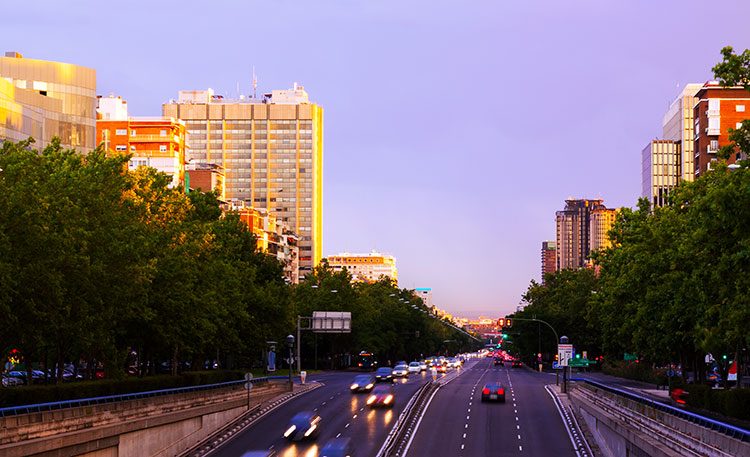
[4,0,750,319]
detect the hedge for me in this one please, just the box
[0,370,246,408]
[683,384,750,421]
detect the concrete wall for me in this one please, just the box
[0,381,289,457]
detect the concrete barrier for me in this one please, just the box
[0,380,290,457]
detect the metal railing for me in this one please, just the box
[571,378,750,442]
[0,375,291,418]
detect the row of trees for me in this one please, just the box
[509,47,750,389]
[0,139,476,385]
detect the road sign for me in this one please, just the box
[4,361,13,372]
[582,351,587,360]
[301,371,307,384]
[558,344,573,367]
[244,382,253,391]
[244,372,254,381]
[553,362,561,370]
[568,358,590,368]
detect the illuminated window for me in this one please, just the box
[116,129,127,136]
[737,105,745,112]
[160,145,167,152]
[131,130,136,136]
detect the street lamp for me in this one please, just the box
[286,334,295,385]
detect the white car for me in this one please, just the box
[407,362,421,374]
[392,364,409,377]
[419,360,427,371]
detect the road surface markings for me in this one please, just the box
[345,423,349,428]
[544,384,590,457]
[352,414,357,419]
[336,433,341,438]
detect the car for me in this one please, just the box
[240,451,276,457]
[375,367,395,382]
[393,364,409,377]
[436,364,447,373]
[511,359,522,368]
[283,412,321,441]
[1,373,23,387]
[350,374,376,393]
[407,362,421,374]
[494,357,504,366]
[396,361,407,366]
[367,384,395,408]
[425,357,435,367]
[318,437,355,457]
[447,358,459,368]
[481,382,506,402]
[419,360,427,371]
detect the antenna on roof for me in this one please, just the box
[253,66,258,99]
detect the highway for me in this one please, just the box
[406,358,578,457]
[211,368,431,457]
[210,358,581,457]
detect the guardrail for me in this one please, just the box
[0,375,293,418]
[571,378,750,443]
[377,381,438,457]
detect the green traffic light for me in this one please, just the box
[502,334,508,339]
[723,354,727,360]
[576,354,580,359]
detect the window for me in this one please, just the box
[116,145,127,152]
[708,99,720,113]
[160,130,167,136]
[130,145,136,152]
[737,105,746,112]
[737,123,744,129]
[159,145,167,152]
[130,130,136,136]
[710,139,719,150]
[116,129,127,136]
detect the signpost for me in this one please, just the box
[301,371,307,384]
[558,344,573,367]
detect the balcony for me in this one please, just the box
[706,127,720,136]
[130,135,180,143]
[707,145,719,154]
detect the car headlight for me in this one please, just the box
[284,425,296,437]
[366,383,374,389]
[304,424,317,437]
[350,384,358,389]
[384,395,393,404]
[367,396,376,405]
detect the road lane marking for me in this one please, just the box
[461,444,465,450]
[353,414,357,419]
[345,423,349,428]
[336,433,341,438]
[463,433,466,438]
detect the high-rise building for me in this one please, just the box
[326,251,397,284]
[555,199,606,270]
[163,85,323,278]
[0,51,96,152]
[693,82,750,177]
[541,241,556,285]
[641,140,680,208]
[96,96,186,187]
[663,83,702,182]
[590,206,618,252]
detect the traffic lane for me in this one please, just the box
[212,370,427,457]
[212,372,357,456]
[505,364,577,457]
[405,360,498,457]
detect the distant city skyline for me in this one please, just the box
[3,0,750,319]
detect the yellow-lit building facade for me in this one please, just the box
[641,140,680,208]
[327,251,397,284]
[590,207,618,252]
[163,85,322,278]
[0,52,96,152]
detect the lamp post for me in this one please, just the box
[286,334,295,386]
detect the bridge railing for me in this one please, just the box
[571,377,750,443]
[0,375,293,417]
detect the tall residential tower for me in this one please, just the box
[555,199,607,270]
[163,85,323,278]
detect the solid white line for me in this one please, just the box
[544,385,582,457]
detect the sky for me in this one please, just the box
[4,0,750,319]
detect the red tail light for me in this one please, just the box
[498,389,504,395]
[482,388,490,395]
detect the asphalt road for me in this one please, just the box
[406,358,578,457]
[211,368,432,457]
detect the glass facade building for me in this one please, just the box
[0,52,96,152]
[642,140,680,208]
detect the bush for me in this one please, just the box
[682,384,750,420]
[602,361,659,384]
[0,370,246,408]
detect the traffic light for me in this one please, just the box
[505,318,512,328]
[555,354,559,361]
[502,333,508,339]
[498,318,505,327]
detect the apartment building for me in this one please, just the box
[327,251,397,284]
[693,82,750,177]
[590,206,618,252]
[0,51,96,152]
[163,85,322,278]
[96,96,186,187]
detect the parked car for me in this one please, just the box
[2,373,24,387]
